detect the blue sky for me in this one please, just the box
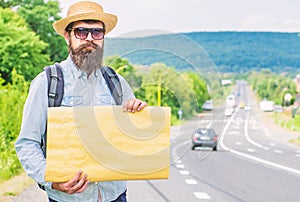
[58,0,300,37]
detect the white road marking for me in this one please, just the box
[236,141,242,145]
[176,164,185,169]
[230,148,300,175]
[228,131,240,135]
[263,146,270,150]
[193,192,211,199]
[219,107,300,176]
[185,179,198,185]
[244,113,264,149]
[247,148,256,153]
[269,142,276,146]
[171,139,190,164]
[179,170,190,175]
[273,149,283,154]
[296,151,300,158]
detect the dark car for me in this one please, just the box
[191,128,218,151]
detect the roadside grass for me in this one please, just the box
[289,137,300,146]
[273,112,300,132]
[272,112,300,145]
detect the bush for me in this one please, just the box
[0,70,28,181]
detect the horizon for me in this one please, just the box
[106,30,299,39]
[58,0,300,37]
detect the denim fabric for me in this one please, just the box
[15,56,134,202]
[111,190,127,202]
[49,190,126,202]
[48,198,57,202]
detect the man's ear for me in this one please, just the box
[64,31,70,45]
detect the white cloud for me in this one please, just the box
[241,14,278,28]
[58,0,300,34]
[241,14,300,32]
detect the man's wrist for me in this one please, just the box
[51,182,57,190]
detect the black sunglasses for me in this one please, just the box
[69,27,106,40]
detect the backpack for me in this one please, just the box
[38,63,123,190]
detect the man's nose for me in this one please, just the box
[85,32,94,41]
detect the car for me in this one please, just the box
[191,128,218,151]
[244,106,251,111]
[202,100,213,111]
[225,107,234,117]
[226,95,236,108]
[239,101,245,108]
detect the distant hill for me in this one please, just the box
[105,32,300,73]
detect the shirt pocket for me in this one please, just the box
[96,94,115,105]
[62,96,83,106]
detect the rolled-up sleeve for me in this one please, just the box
[15,72,52,188]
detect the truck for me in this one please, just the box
[224,95,236,117]
[226,94,236,108]
[260,99,274,112]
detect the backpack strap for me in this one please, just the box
[44,63,64,107]
[101,66,123,105]
[38,63,64,190]
[41,63,64,157]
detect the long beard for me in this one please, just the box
[69,41,104,75]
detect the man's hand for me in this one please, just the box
[52,170,89,194]
[123,98,147,113]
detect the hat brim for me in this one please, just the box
[53,12,117,37]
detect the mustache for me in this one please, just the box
[72,42,99,54]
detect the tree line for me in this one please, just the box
[247,69,297,106]
[105,31,300,74]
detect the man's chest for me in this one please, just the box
[61,77,115,106]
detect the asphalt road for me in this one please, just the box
[125,80,300,202]
[13,81,300,201]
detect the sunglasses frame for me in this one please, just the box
[69,27,106,40]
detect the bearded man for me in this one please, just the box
[15,1,147,202]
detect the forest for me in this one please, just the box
[106,31,300,74]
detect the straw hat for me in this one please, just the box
[53,1,118,37]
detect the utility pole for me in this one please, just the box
[157,72,167,106]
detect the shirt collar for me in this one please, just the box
[65,55,102,79]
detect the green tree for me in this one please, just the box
[248,70,296,105]
[0,7,49,82]
[0,0,22,8]
[104,56,142,89]
[17,0,68,62]
[140,63,198,121]
[182,72,210,112]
